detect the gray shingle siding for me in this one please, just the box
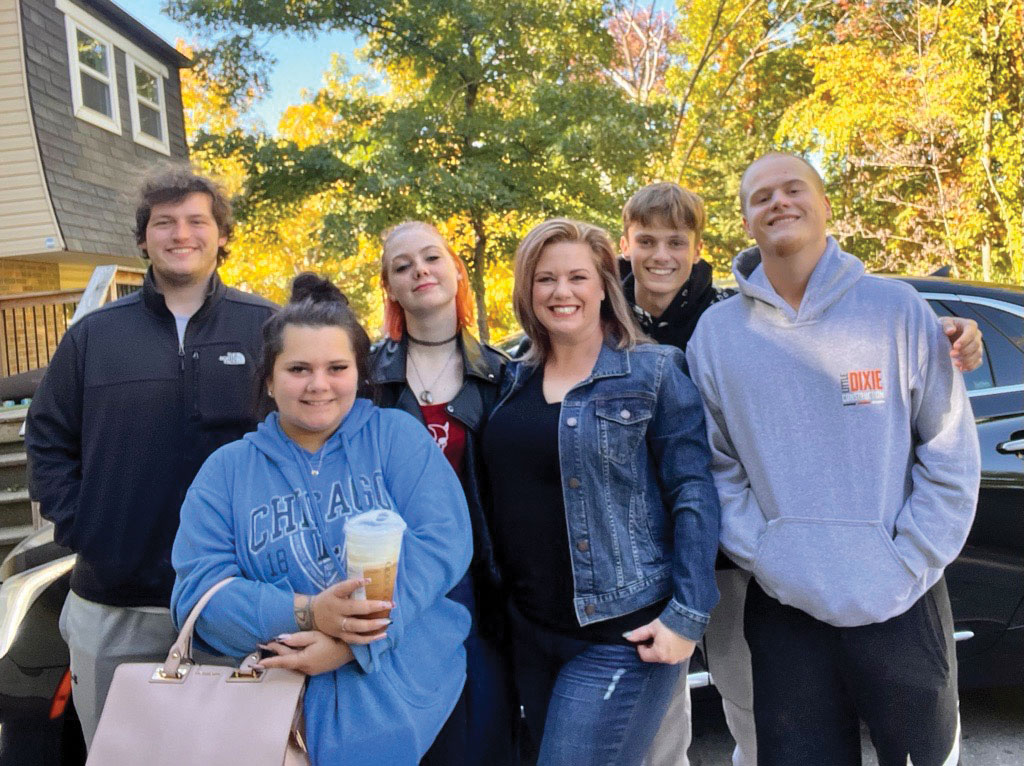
[20,0,189,257]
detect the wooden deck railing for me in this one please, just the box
[0,266,145,377]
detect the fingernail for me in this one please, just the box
[253,663,265,671]
[384,619,393,625]
[622,631,632,639]
[276,633,291,641]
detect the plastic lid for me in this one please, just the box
[343,509,407,538]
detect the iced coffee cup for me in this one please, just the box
[344,510,407,619]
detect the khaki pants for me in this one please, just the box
[645,569,757,766]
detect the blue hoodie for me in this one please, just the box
[171,399,472,765]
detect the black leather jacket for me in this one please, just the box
[369,329,506,632]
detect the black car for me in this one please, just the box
[0,276,1021,764]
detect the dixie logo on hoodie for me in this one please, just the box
[841,368,885,406]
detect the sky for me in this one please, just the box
[127,0,363,130]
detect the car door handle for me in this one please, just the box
[996,437,1024,456]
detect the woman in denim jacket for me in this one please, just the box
[482,219,720,766]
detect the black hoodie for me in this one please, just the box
[620,258,733,351]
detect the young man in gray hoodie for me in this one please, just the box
[685,153,980,766]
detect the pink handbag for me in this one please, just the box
[87,578,310,766]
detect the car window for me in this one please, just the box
[968,303,1024,352]
[926,300,996,391]
[947,303,1023,389]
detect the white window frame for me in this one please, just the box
[56,0,171,143]
[127,57,170,155]
[63,14,121,134]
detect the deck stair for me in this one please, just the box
[0,406,33,559]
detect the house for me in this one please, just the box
[0,0,191,376]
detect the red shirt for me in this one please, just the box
[419,402,467,477]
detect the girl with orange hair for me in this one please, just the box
[368,221,515,765]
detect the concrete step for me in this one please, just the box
[0,452,27,491]
[0,407,28,449]
[0,523,34,561]
[0,488,32,529]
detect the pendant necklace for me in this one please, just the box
[303,445,327,476]
[408,341,458,405]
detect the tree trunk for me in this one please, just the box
[470,216,489,343]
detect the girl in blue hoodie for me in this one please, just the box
[171,274,473,766]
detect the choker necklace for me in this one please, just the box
[407,332,458,347]
[407,342,459,404]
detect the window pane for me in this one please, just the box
[76,29,107,75]
[80,71,111,117]
[970,304,1024,352]
[927,300,996,392]
[139,103,162,139]
[135,67,159,104]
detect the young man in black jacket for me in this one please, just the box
[26,168,276,749]
[620,182,982,766]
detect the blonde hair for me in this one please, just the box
[380,221,475,341]
[513,219,643,365]
[622,182,706,244]
[739,152,827,214]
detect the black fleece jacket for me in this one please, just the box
[26,269,276,607]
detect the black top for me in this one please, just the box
[483,366,664,644]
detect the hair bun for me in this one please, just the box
[290,272,348,306]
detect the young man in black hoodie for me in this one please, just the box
[621,182,982,766]
[26,168,276,749]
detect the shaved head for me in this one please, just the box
[740,153,826,214]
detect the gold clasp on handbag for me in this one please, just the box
[150,663,191,683]
[227,667,265,682]
[227,651,266,682]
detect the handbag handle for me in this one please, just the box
[162,577,236,678]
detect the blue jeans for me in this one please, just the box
[510,605,681,766]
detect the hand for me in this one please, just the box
[258,631,354,676]
[941,317,983,372]
[306,578,393,644]
[625,619,696,665]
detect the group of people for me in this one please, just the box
[26,154,984,766]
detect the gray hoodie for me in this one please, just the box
[685,237,980,627]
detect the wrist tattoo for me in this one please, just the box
[295,594,314,631]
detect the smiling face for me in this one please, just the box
[383,225,460,320]
[741,155,831,259]
[531,241,606,346]
[621,220,702,312]
[142,192,226,288]
[269,324,359,452]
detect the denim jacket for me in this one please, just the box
[493,341,720,640]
